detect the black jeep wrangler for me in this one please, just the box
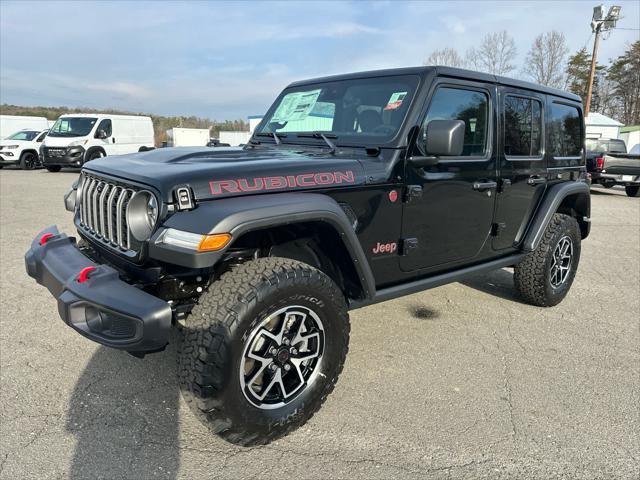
[25,67,590,446]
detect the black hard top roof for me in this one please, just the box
[288,66,581,103]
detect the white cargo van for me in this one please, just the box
[0,115,50,140]
[41,114,154,172]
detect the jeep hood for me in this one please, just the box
[83,147,366,202]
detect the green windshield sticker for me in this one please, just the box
[271,89,322,123]
[384,91,407,111]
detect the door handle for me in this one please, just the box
[112,137,116,144]
[527,175,546,186]
[473,180,498,191]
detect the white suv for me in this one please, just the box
[0,129,48,170]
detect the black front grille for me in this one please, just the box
[46,147,67,157]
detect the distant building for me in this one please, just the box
[619,125,640,153]
[585,113,623,140]
[219,114,263,146]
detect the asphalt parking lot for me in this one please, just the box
[1,168,638,479]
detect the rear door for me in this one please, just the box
[400,78,497,272]
[492,88,547,250]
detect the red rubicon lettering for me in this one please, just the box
[209,179,240,194]
[209,170,356,195]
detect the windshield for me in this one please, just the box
[48,117,98,137]
[258,75,420,145]
[586,138,627,153]
[6,130,39,141]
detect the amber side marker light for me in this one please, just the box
[197,233,232,252]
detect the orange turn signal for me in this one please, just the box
[197,233,232,252]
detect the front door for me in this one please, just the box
[95,118,115,155]
[400,79,497,272]
[492,88,547,250]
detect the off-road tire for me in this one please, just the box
[45,165,61,172]
[177,257,350,446]
[625,186,640,198]
[19,151,37,170]
[514,213,581,307]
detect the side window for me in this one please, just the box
[504,96,543,157]
[421,87,489,157]
[36,131,48,142]
[548,103,582,157]
[95,119,112,138]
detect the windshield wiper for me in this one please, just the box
[296,132,337,154]
[255,132,287,145]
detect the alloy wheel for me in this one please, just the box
[550,235,573,288]
[240,305,325,410]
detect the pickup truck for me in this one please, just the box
[586,138,640,197]
[25,66,591,445]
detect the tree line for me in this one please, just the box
[0,104,249,145]
[424,33,640,125]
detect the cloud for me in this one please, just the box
[1,0,638,119]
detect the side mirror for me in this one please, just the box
[425,119,465,156]
[96,129,108,139]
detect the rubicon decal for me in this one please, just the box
[372,241,397,255]
[210,170,356,195]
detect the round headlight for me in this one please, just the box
[126,190,159,241]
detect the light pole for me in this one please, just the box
[585,4,621,118]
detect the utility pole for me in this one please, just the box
[585,24,601,118]
[585,4,621,118]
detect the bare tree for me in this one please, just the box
[424,47,465,68]
[466,31,517,75]
[524,31,569,88]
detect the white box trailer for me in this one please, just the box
[219,131,251,146]
[169,128,210,147]
[0,115,50,139]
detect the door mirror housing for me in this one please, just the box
[96,129,108,139]
[424,119,465,157]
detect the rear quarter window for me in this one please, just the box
[548,102,583,167]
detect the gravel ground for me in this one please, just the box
[1,168,638,479]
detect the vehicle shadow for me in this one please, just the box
[459,267,524,303]
[66,337,181,479]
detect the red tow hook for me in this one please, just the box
[77,266,97,283]
[39,233,56,245]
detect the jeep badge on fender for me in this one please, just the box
[25,66,590,446]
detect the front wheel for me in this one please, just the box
[19,152,37,170]
[514,213,581,307]
[625,186,640,198]
[177,257,350,446]
[86,150,104,162]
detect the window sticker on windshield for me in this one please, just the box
[271,89,322,123]
[384,91,407,111]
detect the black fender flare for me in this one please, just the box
[522,181,590,252]
[149,193,376,299]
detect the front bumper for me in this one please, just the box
[0,151,18,164]
[25,226,172,352]
[41,146,85,167]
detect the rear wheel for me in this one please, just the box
[514,213,581,307]
[19,151,38,170]
[625,186,640,197]
[45,165,61,172]
[177,257,350,446]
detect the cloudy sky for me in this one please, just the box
[1,1,638,120]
